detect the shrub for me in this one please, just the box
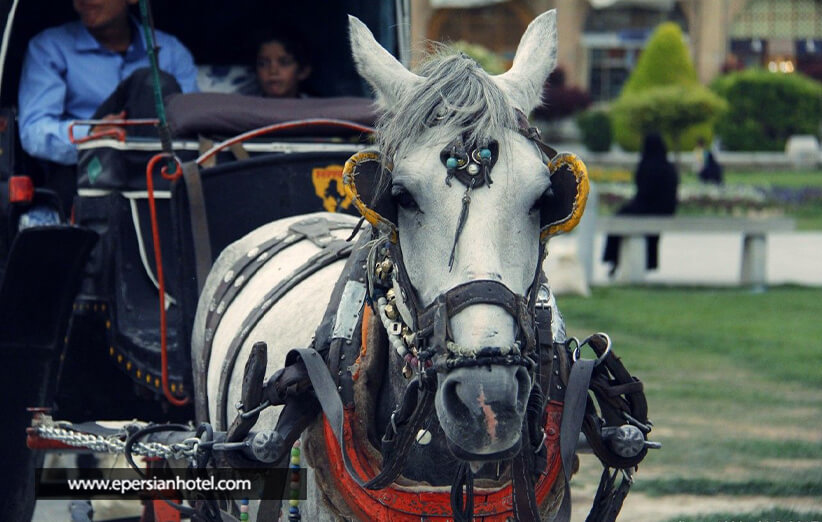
[577,110,613,152]
[533,67,592,121]
[612,22,718,151]
[611,85,727,153]
[711,69,822,151]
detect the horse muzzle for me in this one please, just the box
[435,364,531,460]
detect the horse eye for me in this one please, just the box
[530,187,553,214]
[391,185,419,211]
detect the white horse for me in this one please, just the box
[192,9,591,521]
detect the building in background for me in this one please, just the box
[409,0,822,101]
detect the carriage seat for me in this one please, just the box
[164,93,378,139]
[196,64,258,95]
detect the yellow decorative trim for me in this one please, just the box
[540,153,590,242]
[136,370,142,378]
[117,354,123,363]
[342,151,398,243]
[126,362,132,371]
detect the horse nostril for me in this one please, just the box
[515,366,531,411]
[442,379,471,422]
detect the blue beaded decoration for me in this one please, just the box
[446,157,458,169]
[287,441,302,521]
[479,148,492,160]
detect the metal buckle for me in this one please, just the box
[570,333,611,367]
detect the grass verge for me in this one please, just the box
[666,507,822,522]
[560,286,822,499]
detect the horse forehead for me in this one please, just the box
[393,131,547,188]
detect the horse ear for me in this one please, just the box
[493,9,558,114]
[349,15,422,110]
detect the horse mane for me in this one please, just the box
[374,49,518,164]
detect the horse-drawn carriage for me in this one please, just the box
[1,2,656,520]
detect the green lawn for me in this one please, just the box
[559,286,822,519]
[722,170,822,188]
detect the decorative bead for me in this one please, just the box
[467,163,480,175]
[290,464,300,470]
[416,429,432,445]
[290,456,300,465]
[291,447,300,458]
[240,504,249,513]
[289,499,300,507]
[240,513,249,521]
[446,157,458,169]
[293,440,300,448]
[480,148,492,159]
[290,507,300,514]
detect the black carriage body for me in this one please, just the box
[0,0,396,406]
[0,3,401,515]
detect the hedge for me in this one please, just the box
[711,69,822,151]
[577,110,613,152]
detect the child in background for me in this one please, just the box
[255,30,312,98]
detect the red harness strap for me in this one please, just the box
[320,401,563,520]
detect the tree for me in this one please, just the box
[614,85,726,163]
[611,22,723,152]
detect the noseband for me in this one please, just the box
[368,237,540,377]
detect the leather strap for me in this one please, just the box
[416,280,524,337]
[284,348,434,490]
[560,357,595,482]
[511,425,541,522]
[215,239,351,428]
[516,109,557,160]
[181,160,213,293]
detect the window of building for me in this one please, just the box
[583,5,688,101]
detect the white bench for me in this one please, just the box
[596,216,796,288]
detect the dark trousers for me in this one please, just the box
[602,234,660,271]
[40,68,183,211]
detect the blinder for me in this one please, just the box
[342,151,398,242]
[342,148,589,245]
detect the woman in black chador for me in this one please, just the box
[603,132,679,275]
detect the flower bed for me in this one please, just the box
[596,182,776,216]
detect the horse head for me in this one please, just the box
[346,10,588,461]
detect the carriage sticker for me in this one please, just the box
[312,164,353,213]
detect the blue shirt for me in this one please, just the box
[18,19,198,165]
